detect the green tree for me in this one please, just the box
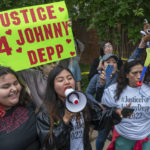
[1,0,150,49]
[65,0,150,45]
[64,0,150,56]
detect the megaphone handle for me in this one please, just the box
[63,109,75,124]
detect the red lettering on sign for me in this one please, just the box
[46,46,54,60]
[29,9,37,22]
[62,21,69,35]
[0,4,60,27]
[27,50,38,65]
[46,5,57,19]
[0,36,12,55]
[33,26,44,42]
[53,23,63,38]
[10,11,21,25]
[0,13,10,27]
[16,30,25,45]
[27,44,64,65]
[37,48,47,62]
[20,9,29,23]
[25,28,35,43]
[56,44,63,58]
[16,21,69,46]
[37,7,47,21]
[43,24,54,39]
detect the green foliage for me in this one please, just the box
[0,0,150,45]
[79,63,90,92]
[65,0,150,45]
[0,0,44,10]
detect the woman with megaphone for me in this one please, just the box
[36,65,126,150]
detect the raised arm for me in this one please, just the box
[86,74,99,104]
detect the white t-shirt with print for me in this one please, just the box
[102,83,150,140]
[70,113,84,150]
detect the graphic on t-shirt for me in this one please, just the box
[120,93,150,119]
[70,118,84,140]
[0,107,29,133]
[70,113,84,150]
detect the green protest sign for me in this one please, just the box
[0,1,76,71]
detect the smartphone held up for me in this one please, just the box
[105,65,114,79]
[121,108,134,118]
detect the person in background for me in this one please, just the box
[87,38,148,150]
[68,37,85,91]
[18,63,56,109]
[88,36,149,81]
[0,66,40,150]
[86,54,118,105]
[86,54,119,150]
[102,59,150,150]
[36,65,123,150]
[88,40,122,81]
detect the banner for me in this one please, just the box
[0,1,76,71]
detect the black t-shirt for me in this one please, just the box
[0,104,40,150]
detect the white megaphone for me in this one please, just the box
[65,88,87,113]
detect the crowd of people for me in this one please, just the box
[1,24,150,150]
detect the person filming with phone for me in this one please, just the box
[102,59,150,150]
[86,54,119,105]
[86,53,119,150]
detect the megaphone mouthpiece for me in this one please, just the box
[65,88,87,113]
[64,88,74,96]
[74,100,79,104]
[68,93,79,104]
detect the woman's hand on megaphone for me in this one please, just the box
[63,109,75,124]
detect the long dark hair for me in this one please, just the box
[44,65,74,113]
[0,66,30,106]
[43,65,74,141]
[99,40,112,56]
[115,59,143,101]
[44,65,89,148]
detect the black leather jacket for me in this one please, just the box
[36,99,121,150]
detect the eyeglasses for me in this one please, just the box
[104,45,113,49]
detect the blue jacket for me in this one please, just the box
[86,72,118,104]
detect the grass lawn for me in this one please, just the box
[79,63,90,92]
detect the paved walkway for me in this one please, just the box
[91,130,111,150]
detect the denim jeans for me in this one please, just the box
[96,128,111,150]
[68,60,81,82]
